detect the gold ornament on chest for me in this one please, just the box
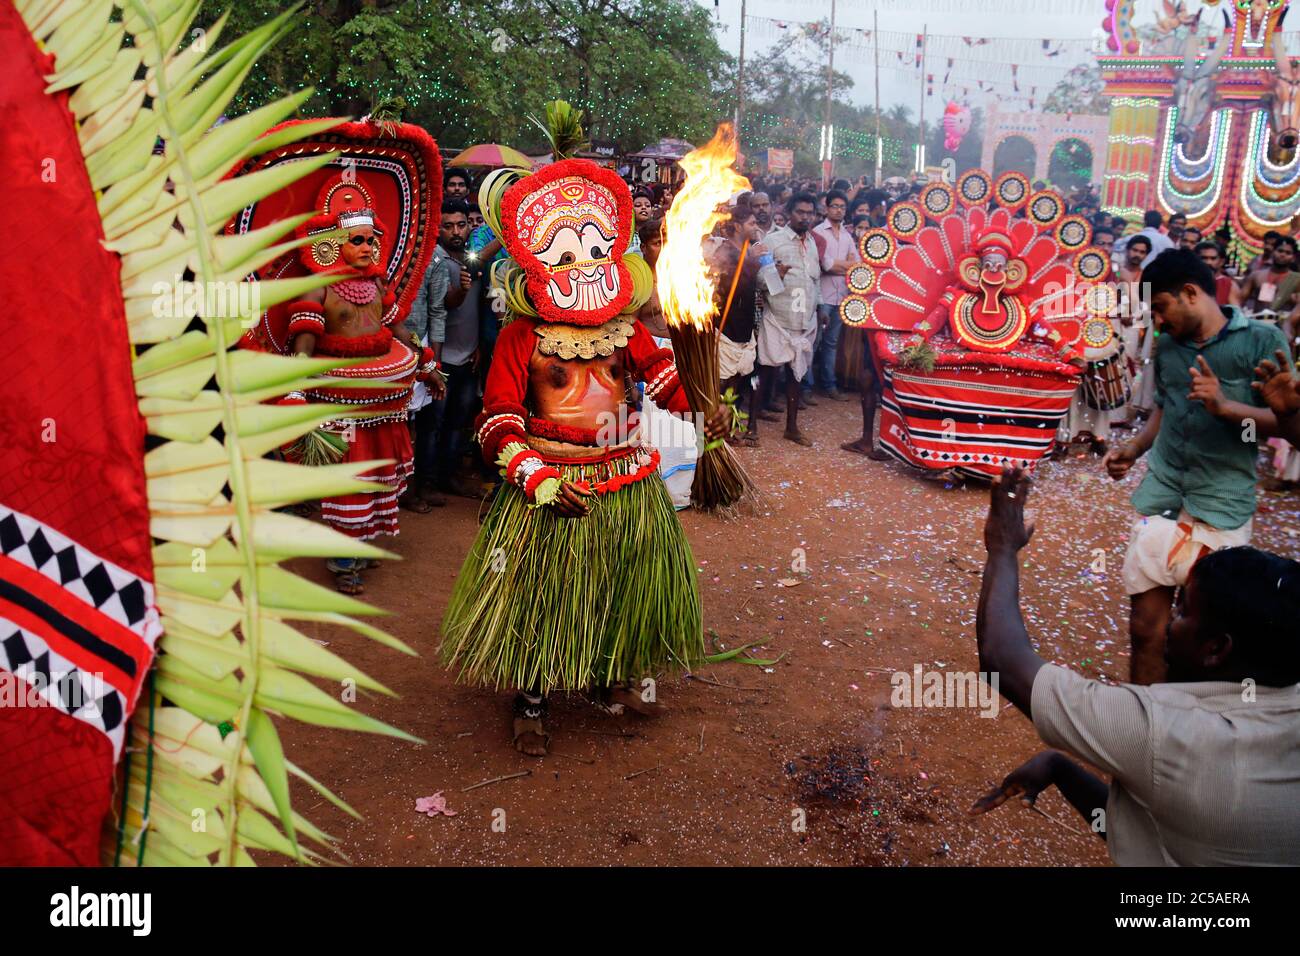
[534,317,635,361]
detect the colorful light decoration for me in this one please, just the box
[1170,108,1231,180]
[1097,0,1300,247]
[1157,107,1233,217]
[1252,111,1300,187]
[1240,109,1300,226]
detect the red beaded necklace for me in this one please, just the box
[331,276,378,304]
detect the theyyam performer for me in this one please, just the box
[440,104,729,755]
[838,172,1097,481]
[231,120,445,594]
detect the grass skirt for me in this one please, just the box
[440,464,702,693]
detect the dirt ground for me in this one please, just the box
[279,397,1300,866]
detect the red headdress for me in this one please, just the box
[295,174,392,276]
[225,119,442,354]
[972,227,1014,259]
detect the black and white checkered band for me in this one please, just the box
[0,503,160,755]
[0,625,128,755]
[0,504,161,645]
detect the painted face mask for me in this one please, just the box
[501,159,633,326]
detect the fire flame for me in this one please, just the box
[657,123,751,331]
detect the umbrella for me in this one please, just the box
[449,143,534,169]
[629,137,695,160]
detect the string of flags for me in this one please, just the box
[835,0,1097,14]
[744,14,1091,112]
[748,17,1093,64]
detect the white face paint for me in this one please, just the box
[535,220,620,312]
[981,250,1008,273]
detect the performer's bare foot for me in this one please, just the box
[840,438,889,460]
[512,692,549,757]
[333,571,364,595]
[784,429,813,446]
[756,409,781,423]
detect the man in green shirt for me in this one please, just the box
[1238,235,1300,315]
[1103,249,1293,684]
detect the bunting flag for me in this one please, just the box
[744,16,1094,73]
[842,0,1096,13]
[741,12,1089,109]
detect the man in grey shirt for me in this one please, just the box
[427,199,484,498]
[970,466,1300,865]
[406,248,450,353]
[403,205,470,507]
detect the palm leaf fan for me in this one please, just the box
[4,0,420,868]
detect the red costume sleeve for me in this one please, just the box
[474,317,534,464]
[625,321,691,414]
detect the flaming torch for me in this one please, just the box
[657,123,756,511]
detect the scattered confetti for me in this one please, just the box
[414,793,457,817]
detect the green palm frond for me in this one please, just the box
[17,0,419,867]
[528,99,589,161]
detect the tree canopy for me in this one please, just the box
[206,3,1089,180]
[206,0,734,152]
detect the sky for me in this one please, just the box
[694,0,1109,113]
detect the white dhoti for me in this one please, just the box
[1121,510,1252,595]
[718,332,757,381]
[757,314,815,381]
[1063,325,1129,440]
[643,335,698,509]
[1125,324,1156,414]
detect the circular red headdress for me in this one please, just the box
[295,174,393,275]
[224,119,442,354]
